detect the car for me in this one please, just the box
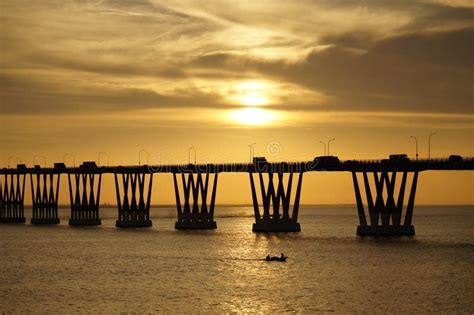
[252,157,267,164]
[449,155,463,163]
[54,163,66,169]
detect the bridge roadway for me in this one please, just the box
[1,157,473,174]
[1,156,473,235]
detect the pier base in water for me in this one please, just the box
[116,219,152,228]
[69,219,102,226]
[31,218,60,225]
[252,221,301,232]
[357,225,415,236]
[175,221,217,230]
[0,217,26,223]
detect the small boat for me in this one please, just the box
[265,254,287,262]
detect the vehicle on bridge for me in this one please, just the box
[382,154,410,164]
[314,156,340,167]
[449,155,463,163]
[252,157,267,164]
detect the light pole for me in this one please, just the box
[410,136,418,160]
[139,149,149,165]
[328,138,336,156]
[188,146,196,164]
[98,152,109,166]
[319,141,327,156]
[248,143,256,162]
[63,153,76,167]
[428,132,437,160]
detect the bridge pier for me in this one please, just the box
[352,171,418,236]
[173,173,218,230]
[30,173,60,225]
[68,174,102,226]
[0,174,26,223]
[114,172,153,228]
[250,172,303,232]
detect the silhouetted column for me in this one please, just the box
[30,173,60,225]
[68,173,102,226]
[115,172,153,228]
[250,172,303,232]
[352,171,418,236]
[174,172,218,230]
[0,173,26,223]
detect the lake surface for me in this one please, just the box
[1,205,473,313]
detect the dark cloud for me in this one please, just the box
[192,27,474,114]
[0,73,231,114]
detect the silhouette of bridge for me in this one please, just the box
[1,156,473,236]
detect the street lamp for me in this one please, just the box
[188,146,196,164]
[319,141,327,156]
[328,138,336,156]
[410,136,418,160]
[98,152,109,166]
[63,153,76,167]
[428,132,437,160]
[139,149,149,165]
[248,143,256,162]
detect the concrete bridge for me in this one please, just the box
[1,156,473,236]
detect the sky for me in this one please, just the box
[1,0,473,205]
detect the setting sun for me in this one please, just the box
[229,107,278,125]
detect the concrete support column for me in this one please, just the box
[250,172,303,232]
[352,171,418,236]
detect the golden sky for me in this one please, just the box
[1,0,473,204]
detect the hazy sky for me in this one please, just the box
[1,0,473,204]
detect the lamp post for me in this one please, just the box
[319,141,327,156]
[327,138,336,156]
[98,152,109,166]
[248,143,256,162]
[63,153,76,167]
[139,149,149,165]
[410,136,418,160]
[428,132,437,160]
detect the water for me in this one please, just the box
[1,205,473,313]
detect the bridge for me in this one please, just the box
[1,156,473,236]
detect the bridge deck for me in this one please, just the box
[1,158,473,174]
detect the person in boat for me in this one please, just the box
[266,254,270,261]
[280,253,285,259]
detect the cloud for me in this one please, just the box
[0,73,231,114]
[191,27,474,113]
[0,0,472,118]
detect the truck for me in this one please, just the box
[388,154,410,163]
[313,156,340,167]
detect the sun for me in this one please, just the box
[229,107,278,126]
[234,81,271,106]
